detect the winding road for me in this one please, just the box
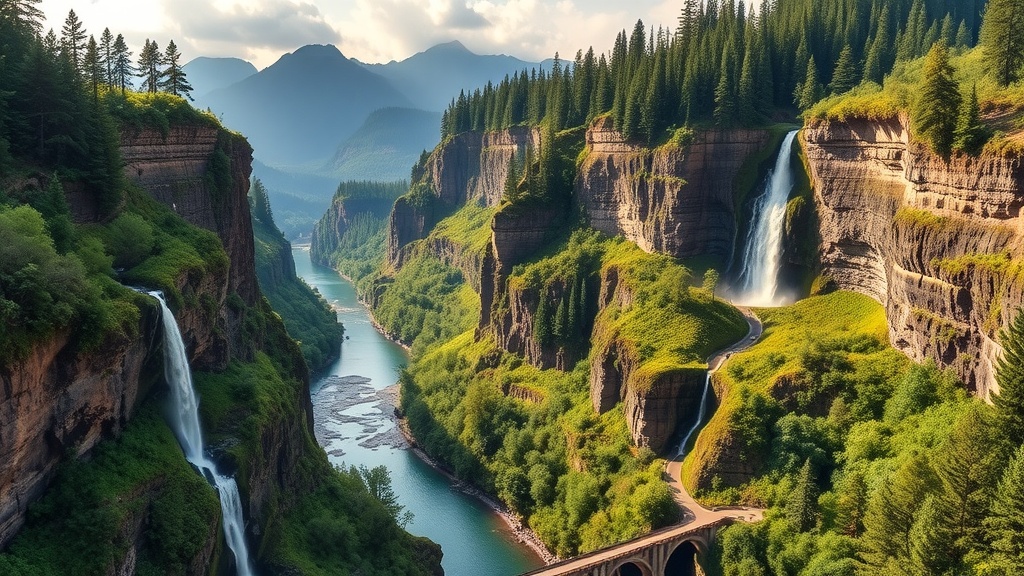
[663,306,765,526]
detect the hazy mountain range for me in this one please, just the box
[188,41,543,238]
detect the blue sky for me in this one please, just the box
[39,0,679,68]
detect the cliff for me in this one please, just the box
[576,117,773,260]
[0,305,160,547]
[803,116,1024,396]
[121,125,260,370]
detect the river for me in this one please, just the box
[292,247,543,576]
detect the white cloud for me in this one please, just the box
[38,0,680,68]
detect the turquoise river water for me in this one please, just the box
[293,247,543,576]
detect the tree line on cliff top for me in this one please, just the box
[441,0,1004,144]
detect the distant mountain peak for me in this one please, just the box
[433,40,471,53]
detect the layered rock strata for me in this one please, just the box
[803,115,1024,397]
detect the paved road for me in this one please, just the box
[664,306,765,525]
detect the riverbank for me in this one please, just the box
[392,406,558,565]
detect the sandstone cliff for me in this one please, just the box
[803,116,1024,396]
[576,117,773,260]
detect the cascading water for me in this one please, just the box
[151,291,255,576]
[676,374,712,458]
[733,129,800,307]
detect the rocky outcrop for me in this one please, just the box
[386,128,541,267]
[577,117,773,260]
[121,126,260,371]
[804,115,1024,396]
[588,264,706,453]
[0,306,161,547]
[311,194,397,267]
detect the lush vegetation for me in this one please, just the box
[441,0,984,143]
[250,179,342,373]
[311,180,407,287]
[674,291,1024,576]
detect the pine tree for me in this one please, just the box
[138,39,161,94]
[986,445,1024,573]
[502,152,520,204]
[111,33,134,94]
[786,459,818,532]
[828,45,859,95]
[534,286,552,347]
[714,45,737,127]
[980,0,1024,86]
[99,28,114,86]
[994,309,1024,446]
[912,42,961,155]
[834,469,868,537]
[861,454,939,570]
[84,35,102,101]
[60,9,86,72]
[796,56,823,111]
[909,496,957,576]
[553,294,568,343]
[955,20,971,50]
[954,83,987,155]
[159,40,193,99]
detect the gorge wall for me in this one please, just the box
[577,117,773,261]
[803,115,1024,397]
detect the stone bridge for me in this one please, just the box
[519,518,730,576]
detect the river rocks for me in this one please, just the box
[804,115,1024,396]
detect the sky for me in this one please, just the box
[38,0,681,69]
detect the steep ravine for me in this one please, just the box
[803,115,1024,397]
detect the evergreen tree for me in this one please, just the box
[0,0,44,35]
[828,45,859,95]
[159,40,192,99]
[912,42,961,155]
[980,0,1024,86]
[553,294,568,343]
[796,56,823,111]
[955,20,972,50]
[714,46,737,127]
[100,28,113,85]
[84,35,102,101]
[986,445,1024,573]
[954,83,987,155]
[861,454,939,570]
[248,178,274,224]
[534,286,552,347]
[786,459,818,532]
[111,33,134,94]
[909,496,957,576]
[994,309,1024,446]
[137,39,161,94]
[59,9,86,72]
[502,152,520,204]
[833,469,867,537]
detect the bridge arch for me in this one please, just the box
[609,558,654,576]
[664,540,701,576]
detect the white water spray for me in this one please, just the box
[151,292,255,576]
[676,373,712,458]
[733,130,799,307]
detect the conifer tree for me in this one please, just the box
[111,33,134,94]
[980,0,1024,86]
[502,152,520,204]
[861,454,939,570]
[553,294,568,343]
[534,287,552,347]
[994,309,1024,446]
[954,83,987,155]
[84,35,102,101]
[796,56,823,111]
[159,40,192,99]
[986,445,1024,573]
[138,39,162,94]
[786,459,818,532]
[834,469,867,537]
[100,28,114,85]
[60,9,86,72]
[913,42,961,155]
[828,45,859,95]
[955,20,971,50]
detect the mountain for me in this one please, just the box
[199,44,413,167]
[321,107,441,181]
[251,159,338,239]
[182,56,257,99]
[360,41,539,111]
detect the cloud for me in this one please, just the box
[165,0,341,51]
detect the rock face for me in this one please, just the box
[311,194,397,267]
[804,115,1024,396]
[0,308,161,547]
[386,127,541,267]
[588,264,706,452]
[122,125,260,370]
[577,117,772,260]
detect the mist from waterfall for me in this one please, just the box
[151,292,255,576]
[732,130,799,307]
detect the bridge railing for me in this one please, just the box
[517,518,733,576]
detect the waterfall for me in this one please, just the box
[151,292,256,576]
[733,130,799,307]
[676,373,712,458]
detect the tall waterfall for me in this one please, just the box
[733,130,799,307]
[676,374,712,457]
[151,292,255,576]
